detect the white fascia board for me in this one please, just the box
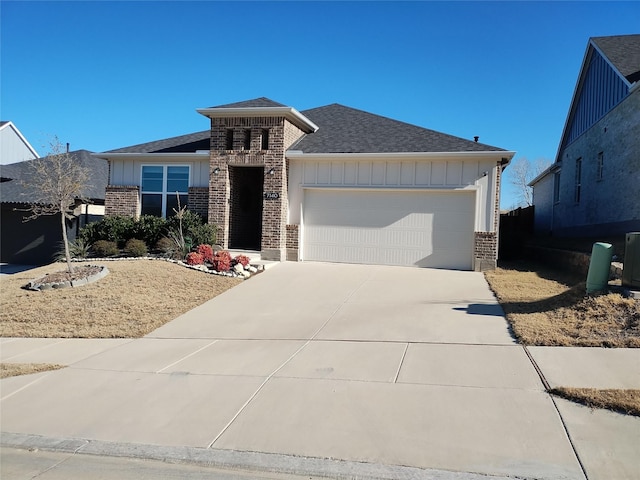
[2,121,40,158]
[528,163,560,186]
[286,150,516,162]
[196,106,319,134]
[91,152,209,160]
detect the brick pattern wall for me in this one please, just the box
[286,224,299,249]
[105,185,139,217]
[474,232,497,271]
[188,187,209,218]
[207,116,305,260]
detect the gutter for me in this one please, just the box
[286,150,516,161]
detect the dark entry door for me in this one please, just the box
[229,166,263,250]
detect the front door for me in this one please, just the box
[229,166,263,250]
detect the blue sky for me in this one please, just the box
[2,1,639,209]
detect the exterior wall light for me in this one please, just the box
[213,167,220,175]
[267,167,275,175]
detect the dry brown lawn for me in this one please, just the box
[0,260,242,338]
[484,261,640,347]
[0,363,65,379]
[551,387,640,417]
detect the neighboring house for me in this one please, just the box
[95,98,515,271]
[0,121,39,165]
[0,150,108,265]
[530,34,640,237]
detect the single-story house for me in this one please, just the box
[0,150,108,265]
[96,98,515,270]
[530,34,640,237]
[0,121,39,165]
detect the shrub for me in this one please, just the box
[189,223,217,246]
[92,240,119,257]
[80,215,135,247]
[234,254,250,267]
[155,237,177,257]
[196,244,214,263]
[186,252,204,265]
[124,238,148,257]
[54,238,91,261]
[131,215,167,247]
[212,250,232,272]
[166,210,217,246]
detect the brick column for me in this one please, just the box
[105,185,139,218]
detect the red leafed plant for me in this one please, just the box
[212,250,232,272]
[196,244,214,263]
[234,255,250,267]
[186,252,204,265]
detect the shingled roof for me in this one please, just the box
[292,104,505,154]
[0,150,108,204]
[102,101,507,155]
[105,130,210,154]
[209,97,288,109]
[592,34,640,84]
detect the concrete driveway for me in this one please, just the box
[0,262,604,479]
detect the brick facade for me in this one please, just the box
[188,186,209,218]
[208,116,305,261]
[105,185,139,217]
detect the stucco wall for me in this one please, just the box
[553,88,640,236]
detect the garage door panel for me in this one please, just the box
[303,190,474,270]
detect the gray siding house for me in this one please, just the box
[530,34,640,237]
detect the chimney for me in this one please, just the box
[66,142,70,152]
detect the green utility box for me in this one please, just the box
[586,242,613,294]
[622,232,640,289]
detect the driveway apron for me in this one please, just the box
[1,262,586,479]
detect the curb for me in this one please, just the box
[1,432,516,480]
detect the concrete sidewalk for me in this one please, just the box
[2,262,640,480]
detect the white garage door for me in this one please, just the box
[302,189,475,269]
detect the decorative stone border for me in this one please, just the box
[69,256,263,279]
[27,265,110,291]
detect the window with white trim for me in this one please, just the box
[141,165,190,217]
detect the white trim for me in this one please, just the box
[196,106,319,134]
[287,150,515,162]
[0,121,40,158]
[301,184,479,193]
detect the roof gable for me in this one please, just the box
[209,97,288,109]
[291,104,505,154]
[556,35,639,156]
[592,34,640,84]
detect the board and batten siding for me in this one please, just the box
[108,156,210,188]
[288,157,499,233]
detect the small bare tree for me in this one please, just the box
[509,157,551,207]
[21,137,90,273]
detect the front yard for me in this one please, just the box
[0,260,241,338]
[485,260,640,416]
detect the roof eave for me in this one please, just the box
[196,106,319,134]
[92,152,210,160]
[286,150,515,161]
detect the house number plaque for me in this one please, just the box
[264,192,280,200]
